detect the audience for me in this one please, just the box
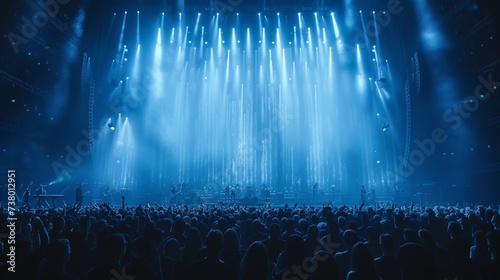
[2,199,500,280]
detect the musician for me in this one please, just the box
[21,181,32,209]
[261,184,270,202]
[230,186,236,203]
[369,187,376,203]
[312,183,318,201]
[360,185,367,203]
[102,185,113,204]
[170,185,179,205]
[330,184,336,198]
[35,184,50,208]
[234,184,241,200]
[225,185,231,202]
[75,184,83,208]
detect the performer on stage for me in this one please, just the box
[21,181,32,209]
[369,186,376,203]
[225,185,231,202]
[102,185,113,204]
[360,185,367,203]
[170,185,180,205]
[230,186,236,203]
[35,184,50,208]
[312,183,318,201]
[234,184,241,200]
[261,184,270,203]
[75,184,84,208]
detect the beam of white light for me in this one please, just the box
[218,28,224,59]
[269,50,274,85]
[170,27,175,44]
[293,26,297,46]
[155,28,162,63]
[231,28,237,53]
[194,13,201,36]
[356,44,366,94]
[372,45,382,80]
[385,60,393,81]
[136,11,140,45]
[161,12,165,29]
[183,26,189,48]
[331,13,340,39]
[117,11,128,52]
[246,28,251,62]
[199,26,205,57]
[307,27,313,57]
[225,50,230,83]
[372,12,382,59]
[314,12,321,42]
[132,44,140,80]
[262,28,267,59]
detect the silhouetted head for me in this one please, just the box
[45,238,71,265]
[206,230,224,255]
[350,242,375,274]
[448,221,462,238]
[379,233,396,256]
[240,241,269,279]
[286,234,305,265]
[343,229,358,250]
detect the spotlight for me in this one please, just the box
[137,11,139,14]
[381,123,390,132]
[125,11,127,14]
[108,122,116,131]
[277,13,280,16]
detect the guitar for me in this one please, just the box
[170,186,181,198]
[102,186,115,197]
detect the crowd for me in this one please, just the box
[1,200,500,280]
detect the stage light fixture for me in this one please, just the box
[108,122,116,131]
